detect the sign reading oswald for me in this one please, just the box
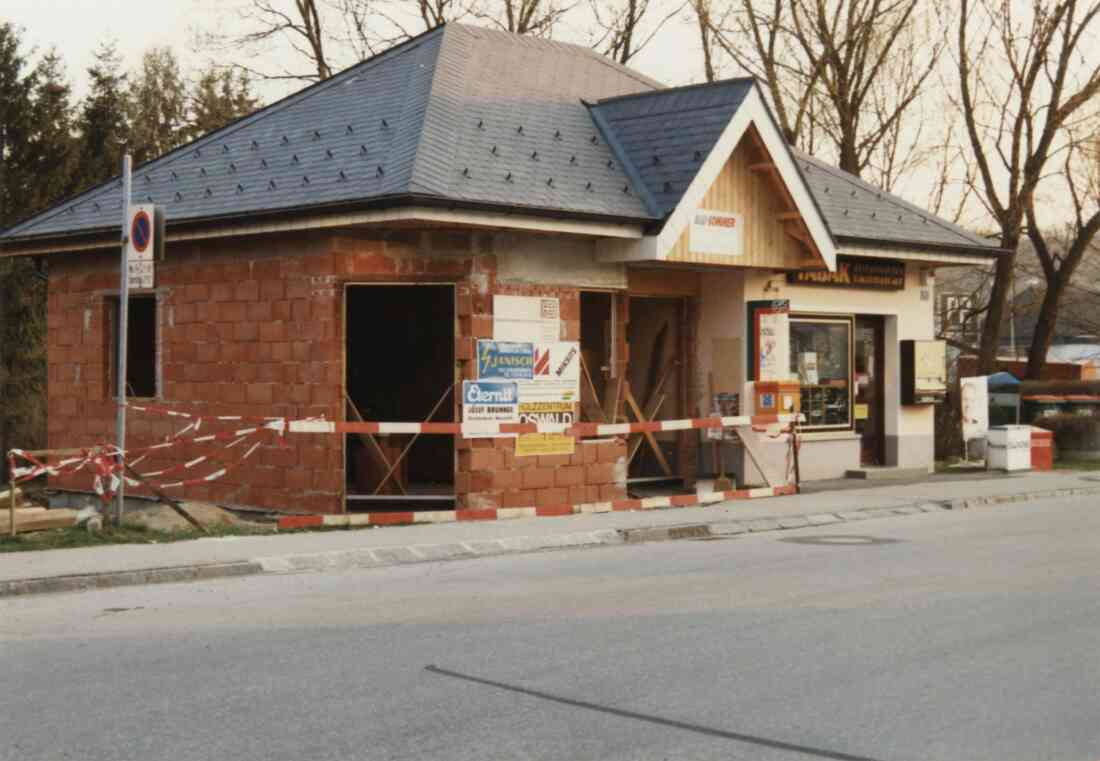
[788,256,905,290]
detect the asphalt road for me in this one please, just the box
[2,496,1098,761]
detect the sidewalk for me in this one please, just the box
[3,471,1098,597]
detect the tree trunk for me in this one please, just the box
[977,232,1019,373]
[1024,276,1065,381]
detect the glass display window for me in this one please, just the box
[790,316,853,429]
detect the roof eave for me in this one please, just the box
[0,193,653,256]
[835,234,1009,258]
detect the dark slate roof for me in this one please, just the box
[2,24,999,257]
[2,24,658,241]
[588,79,754,217]
[794,151,998,251]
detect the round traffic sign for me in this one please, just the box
[131,210,152,254]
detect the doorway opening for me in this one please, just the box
[625,296,686,482]
[854,315,885,465]
[580,291,613,422]
[344,284,455,509]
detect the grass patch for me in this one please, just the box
[0,522,274,554]
[1053,458,1100,471]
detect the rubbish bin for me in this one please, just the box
[1030,427,1054,471]
[987,425,1032,471]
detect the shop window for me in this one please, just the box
[790,316,852,429]
[109,296,158,398]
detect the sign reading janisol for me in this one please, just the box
[689,209,743,256]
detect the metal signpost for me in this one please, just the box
[115,155,132,526]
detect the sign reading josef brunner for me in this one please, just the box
[787,256,905,290]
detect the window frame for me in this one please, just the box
[789,313,854,432]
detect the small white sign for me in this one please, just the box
[690,209,743,257]
[493,295,560,342]
[961,375,989,442]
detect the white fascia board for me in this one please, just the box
[841,244,999,267]
[3,206,645,256]
[654,86,838,271]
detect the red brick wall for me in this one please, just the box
[46,228,628,514]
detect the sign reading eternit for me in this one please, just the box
[689,209,743,256]
[462,380,519,438]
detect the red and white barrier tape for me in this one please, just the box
[285,413,799,438]
[279,484,799,530]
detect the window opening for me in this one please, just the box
[110,295,157,398]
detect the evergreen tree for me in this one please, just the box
[189,65,259,138]
[128,47,188,165]
[27,50,77,213]
[73,40,129,193]
[0,22,47,467]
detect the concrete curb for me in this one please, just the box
[0,561,262,598]
[4,484,1100,598]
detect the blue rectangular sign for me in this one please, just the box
[463,380,519,406]
[477,340,534,380]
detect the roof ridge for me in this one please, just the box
[449,22,663,91]
[596,76,756,106]
[794,150,995,248]
[2,25,447,238]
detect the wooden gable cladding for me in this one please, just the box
[664,128,821,270]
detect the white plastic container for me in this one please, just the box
[986,425,1032,471]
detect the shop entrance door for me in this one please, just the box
[854,316,885,465]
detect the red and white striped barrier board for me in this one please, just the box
[285,414,799,438]
[278,484,798,530]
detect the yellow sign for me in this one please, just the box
[854,404,869,420]
[515,433,575,457]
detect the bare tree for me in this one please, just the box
[196,0,334,82]
[475,0,573,36]
[956,0,1100,375]
[691,0,947,190]
[589,0,685,64]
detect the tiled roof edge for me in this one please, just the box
[586,101,663,218]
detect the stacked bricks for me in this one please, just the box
[45,227,641,514]
[457,437,627,510]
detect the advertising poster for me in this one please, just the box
[515,432,576,457]
[462,380,519,438]
[689,209,743,256]
[493,295,561,343]
[477,340,534,380]
[960,375,989,442]
[518,341,581,404]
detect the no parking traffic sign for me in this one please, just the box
[126,204,157,288]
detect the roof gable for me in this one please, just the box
[593,81,837,269]
[589,79,754,218]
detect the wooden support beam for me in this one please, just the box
[748,162,776,173]
[775,211,802,221]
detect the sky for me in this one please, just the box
[3,0,707,101]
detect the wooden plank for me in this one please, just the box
[664,130,814,269]
[748,162,776,173]
[623,388,673,477]
[0,509,80,535]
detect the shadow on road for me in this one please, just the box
[425,665,885,761]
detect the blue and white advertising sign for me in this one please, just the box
[462,380,520,438]
[477,340,534,380]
